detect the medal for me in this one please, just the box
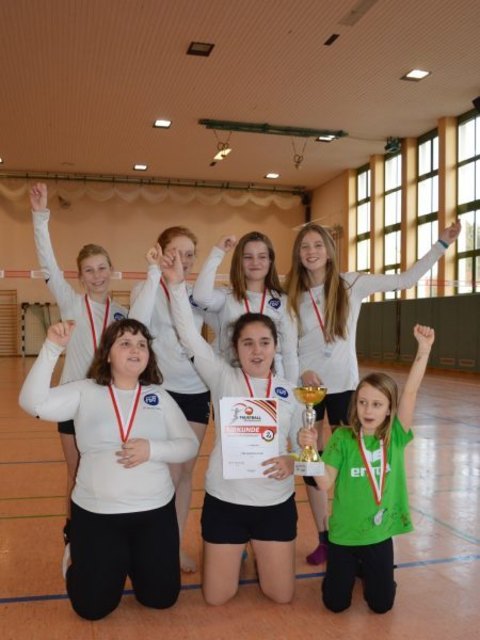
[373,509,386,526]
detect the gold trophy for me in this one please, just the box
[293,386,327,476]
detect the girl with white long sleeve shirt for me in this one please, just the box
[286,220,462,566]
[30,182,127,545]
[192,232,299,384]
[162,249,303,606]
[19,318,198,620]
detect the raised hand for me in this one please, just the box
[30,182,48,212]
[301,369,323,387]
[439,220,461,245]
[46,321,75,348]
[413,324,435,350]
[160,248,185,285]
[145,243,163,266]
[216,235,237,253]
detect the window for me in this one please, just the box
[384,153,402,298]
[457,111,480,293]
[416,131,439,297]
[355,165,371,273]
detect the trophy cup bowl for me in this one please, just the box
[293,386,327,475]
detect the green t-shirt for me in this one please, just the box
[322,416,414,546]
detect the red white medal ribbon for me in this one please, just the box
[244,288,267,314]
[160,278,170,303]
[242,370,272,398]
[358,433,387,506]
[108,383,142,443]
[85,295,110,350]
[308,289,326,336]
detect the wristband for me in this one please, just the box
[438,239,449,249]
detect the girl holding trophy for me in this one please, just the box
[192,232,299,384]
[286,221,461,565]
[160,247,303,606]
[298,324,435,613]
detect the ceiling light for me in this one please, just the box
[187,42,215,57]
[213,145,232,161]
[133,163,148,171]
[153,119,172,128]
[0,157,3,164]
[401,69,431,81]
[265,173,279,179]
[316,134,336,142]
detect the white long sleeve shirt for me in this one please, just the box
[19,340,199,514]
[192,246,299,384]
[32,209,127,383]
[129,264,215,394]
[169,281,303,507]
[298,242,447,393]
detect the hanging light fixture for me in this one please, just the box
[210,131,233,166]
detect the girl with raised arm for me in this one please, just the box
[162,248,303,606]
[129,226,214,573]
[192,232,298,384]
[298,324,435,613]
[19,318,198,620]
[286,221,461,565]
[30,182,127,548]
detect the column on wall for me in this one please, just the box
[438,116,457,296]
[401,137,418,300]
[370,154,384,302]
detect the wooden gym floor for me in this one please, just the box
[1,356,479,640]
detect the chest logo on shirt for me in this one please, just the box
[268,298,281,310]
[144,393,160,406]
[274,386,289,398]
[113,312,126,321]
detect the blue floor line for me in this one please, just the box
[1,553,479,606]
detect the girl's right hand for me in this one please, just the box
[30,182,48,212]
[216,235,237,253]
[298,427,317,448]
[47,321,75,348]
[301,369,323,387]
[161,249,185,285]
[145,243,163,266]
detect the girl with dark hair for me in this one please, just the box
[286,220,461,566]
[192,232,298,383]
[19,318,198,620]
[298,324,434,613]
[161,249,303,606]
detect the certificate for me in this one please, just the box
[220,397,279,479]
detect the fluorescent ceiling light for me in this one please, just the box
[401,69,431,81]
[316,134,336,142]
[153,119,172,128]
[265,173,279,179]
[213,147,232,161]
[0,157,3,164]
[133,164,148,171]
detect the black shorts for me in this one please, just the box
[313,390,354,425]
[58,420,75,435]
[201,493,297,544]
[166,389,211,425]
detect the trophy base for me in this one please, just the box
[294,461,325,477]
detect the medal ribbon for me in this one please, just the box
[160,278,170,303]
[108,383,142,443]
[242,370,272,398]
[244,288,267,314]
[357,433,387,506]
[308,289,326,336]
[85,295,110,350]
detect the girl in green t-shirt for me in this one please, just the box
[299,324,435,613]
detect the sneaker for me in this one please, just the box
[62,543,71,579]
[306,542,328,566]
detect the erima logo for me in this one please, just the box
[351,449,391,477]
[268,298,281,309]
[274,386,288,398]
[144,393,159,406]
[114,312,126,321]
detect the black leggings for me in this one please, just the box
[67,498,180,620]
[322,538,396,614]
